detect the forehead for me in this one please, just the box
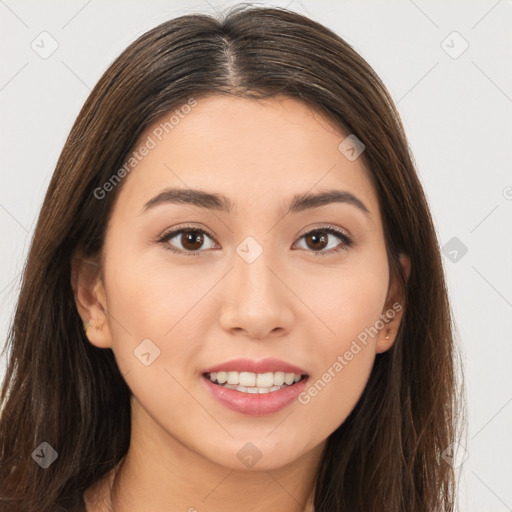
[113,94,379,218]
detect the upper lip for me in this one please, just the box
[203,357,308,375]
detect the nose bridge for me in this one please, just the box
[233,235,281,307]
[219,235,293,337]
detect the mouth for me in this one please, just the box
[200,357,310,415]
[203,371,308,394]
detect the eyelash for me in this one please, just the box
[157,224,353,258]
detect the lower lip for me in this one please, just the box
[201,375,309,416]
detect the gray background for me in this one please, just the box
[1,1,511,510]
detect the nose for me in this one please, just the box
[218,245,295,339]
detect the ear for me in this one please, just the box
[71,252,114,349]
[375,253,411,354]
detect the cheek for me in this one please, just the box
[297,251,389,345]
[297,345,375,443]
[103,235,197,334]
[101,250,209,430]
[296,289,382,441]
[102,240,218,387]
[294,255,388,434]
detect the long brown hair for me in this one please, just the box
[0,4,463,511]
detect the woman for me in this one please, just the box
[0,4,462,511]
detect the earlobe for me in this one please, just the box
[71,254,113,349]
[376,323,400,354]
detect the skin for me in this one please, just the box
[73,95,410,512]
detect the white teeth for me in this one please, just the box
[239,372,256,387]
[284,373,295,385]
[273,372,285,386]
[206,370,305,393]
[227,371,239,385]
[256,372,274,387]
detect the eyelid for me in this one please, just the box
[295,223,351,240]
[157,223,216,243]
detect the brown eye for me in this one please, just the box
[303,231,329,251]
[159,227,216,256]
[180,230,205,251]
[294,227,353,256]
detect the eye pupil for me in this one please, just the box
[182,231,203,250]
[306,231,328,251]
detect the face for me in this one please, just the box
[75,95,407,472]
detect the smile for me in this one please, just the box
[204,371,306,394]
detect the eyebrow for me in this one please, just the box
[142,187,370,216]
